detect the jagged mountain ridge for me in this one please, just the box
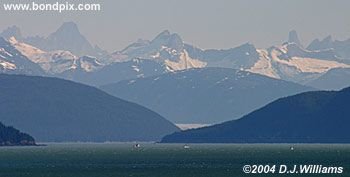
[0,36,167,86]
[1,24,350,87]
[185,38,349,84]
[1,22,107,58]
[7,37,103,74]
[307,35,350,61]
[108,29,350,85]
[0,26,24,41]
[110,30,206,71]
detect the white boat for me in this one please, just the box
[183,145,190,149]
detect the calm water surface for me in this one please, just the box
[0,143,349,177]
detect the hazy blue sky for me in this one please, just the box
[1,0,349,52]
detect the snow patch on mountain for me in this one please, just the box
[247,43,350,82]
[109,30,207,72]
[281,57,348,73]
[0,48,14,58]
[0,37,45,75]
[8,37,46,62]
[79,56,103,72]
[269,43,349,72]
[8,37,102,74]
[247,49,279,79]
[0,60,16,70]
[176,124,210,130]
[165,50,206,71]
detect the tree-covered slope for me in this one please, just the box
[0,122,36,146]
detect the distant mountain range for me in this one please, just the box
[0,74,179,142]
[101,68,313,124]
[7,37,103,74]
[1,23,350,144]
[1,23,350,89]
[161,87,350,143]
[1,22,107,57]
[0,22,350,89]
[0,122,36,146]
[307,35,350,60]
[185,34,349,85]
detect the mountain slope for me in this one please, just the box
[307,68,350,90]
[185,31,349,84]
[101,68,313,124]
[0,37,45,75]
[110,30,206,71]
[186,43,260,70]
[8,37,103,74]
[66,58,168,86]
[161,87,350,143]
[0,122,36,146]
[251,43,349,83]
[0,74,179,142]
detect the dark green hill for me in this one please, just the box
[307,68,350,90]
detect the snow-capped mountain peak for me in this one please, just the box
[6,37,102,74]
[110,30,206,71]
[78,56,103,72]
[8,37,46,63]
[2,25,350,88]
[0,37,44,75]
[248,41,350,83]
